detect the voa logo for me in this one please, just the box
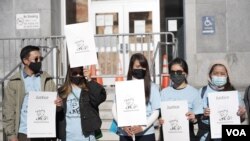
[226,129,246,136]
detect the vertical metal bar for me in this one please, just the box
[3,40,5,78]
[110,35,114,75]
[122,34,126,77]
[140,34,143,52]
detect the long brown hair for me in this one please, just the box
[58,66,88,99]
[127,53,151,104]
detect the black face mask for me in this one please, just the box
[29,62,42,74]
[132,69,146,79]
[170,74,186,85]
[70,76,84,85]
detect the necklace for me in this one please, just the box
[71,90,80,101]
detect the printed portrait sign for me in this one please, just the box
[161,100,190,141]
[115,80,147,127]
[208,91,240,139]
[27,92,57,138]
[64,22,98,68]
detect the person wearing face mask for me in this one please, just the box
[57,66,106,141]
[196,60,246,141]
[3,45,62,141]
[111,53,161,141]
[159,57,203,141]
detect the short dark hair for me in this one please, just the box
[20,45,40,64]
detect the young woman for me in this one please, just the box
[57,66,106,141]
[196,60,246,141]
[160,57,203,141]
[112,53,161,141]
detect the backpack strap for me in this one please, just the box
[201,86,207,99]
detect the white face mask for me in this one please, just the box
[211,76,227,87]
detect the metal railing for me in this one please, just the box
[0,32,177,87]
[0,32,177,141]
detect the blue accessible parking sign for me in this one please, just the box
[202,16,215,35]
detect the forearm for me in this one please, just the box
[141,110,159,131]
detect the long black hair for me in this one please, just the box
[127,53,151,104]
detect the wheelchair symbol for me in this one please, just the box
[204,17,212,26]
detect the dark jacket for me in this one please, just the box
[57,80,106,140]
[244,85,250,124]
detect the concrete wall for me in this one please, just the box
[0,0,61,38]
[184,0,250,90]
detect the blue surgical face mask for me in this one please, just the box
[211,76,227,87]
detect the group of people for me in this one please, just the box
[3,45,106,141]
[111,53,247,141]
[2,45,248,141]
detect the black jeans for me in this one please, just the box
[120,134,155,141]
[18,133,56,141]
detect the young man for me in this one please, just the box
[3,45,62,141]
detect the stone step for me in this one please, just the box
[99,101,113,110]
[100,110,113,120]
[97,130,119,141]
[101,120,113,130]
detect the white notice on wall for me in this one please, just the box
[16,13,40,29]
[105,15,113,26]
[104,26,113,34]
[96,15,105,26]
[168,20,177,32]
[134,20,145,33]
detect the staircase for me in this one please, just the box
[98,86,119,141]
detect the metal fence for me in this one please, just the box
[0,32,177,87]
[0,32,177,141]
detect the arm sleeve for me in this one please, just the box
[2,82,17,140]
[193,89,204,115]
[142,110,159,131]
[87,81,107,108]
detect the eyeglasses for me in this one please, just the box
[170,70,184,75]
[29,57,43,63]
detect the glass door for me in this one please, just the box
[90,0,160,83]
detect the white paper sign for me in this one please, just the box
[208,91,240,139]
[96,15,104,26]
[161,100,190,141]
[64,22,98,68]
[27,92,57,138]
[134,20,145,33]
[16,13,40,29]
[168,20,177,32]
[105,15,113,26]
[104,26,113,34]
[115,80,147,127]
